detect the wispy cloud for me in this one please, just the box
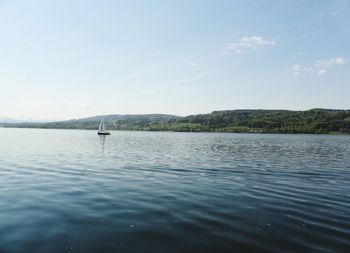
[144,74,204,95]
[21,101,57,107]
[69,101,90,108]
[292,64,301,76]
[306,57,346,75]
[21,100,90,108]
[69,40,114,50]
[224,36,275,54]
[112,69,154,85]
[292,57,347,76]
[319,12,337,17]
[63,51,84,56]
[186,61,202,71]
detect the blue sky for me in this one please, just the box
[0,0,349,120]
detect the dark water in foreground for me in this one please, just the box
[0,128,349,253]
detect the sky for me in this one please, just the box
[0,0,349,121]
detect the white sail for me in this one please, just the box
[102,120,105,131]
[98,119,106,132]
[98,119,103,131]
[98,117,109,134]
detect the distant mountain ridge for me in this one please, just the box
[0,117,49,124]
[0,118,25,124]
[3,109,350,134]
[73,113,180,122]
[2,113,181,131]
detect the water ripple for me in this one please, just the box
[0,129,349,253]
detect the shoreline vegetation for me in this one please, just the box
[2,109,350,134]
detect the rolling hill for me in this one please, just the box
[3,109,350,134]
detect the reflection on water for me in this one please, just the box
[0,128,349,253]
[99,135,106,152]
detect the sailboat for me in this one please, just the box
[98,117,111,135]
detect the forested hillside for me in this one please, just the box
[3,109,350,134]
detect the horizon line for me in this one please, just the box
[2,107,350,123]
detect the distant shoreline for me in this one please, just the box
[2,126,350,136]
[1,109,350,135]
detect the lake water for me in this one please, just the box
[0,128,349,253]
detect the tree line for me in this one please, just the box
[3,109,350,134]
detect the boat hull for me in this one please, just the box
[98,132,111,135]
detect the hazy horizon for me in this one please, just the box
[1,0,349,121]
[2,107,350,123]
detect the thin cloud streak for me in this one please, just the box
[144,73,205,95]
[294,57,347,76]
[292,64,301,76]
[311,57,347,75]
[224,36,275,54]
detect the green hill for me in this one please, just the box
[3,109,350,134]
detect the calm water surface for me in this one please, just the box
[0,128,349,253]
